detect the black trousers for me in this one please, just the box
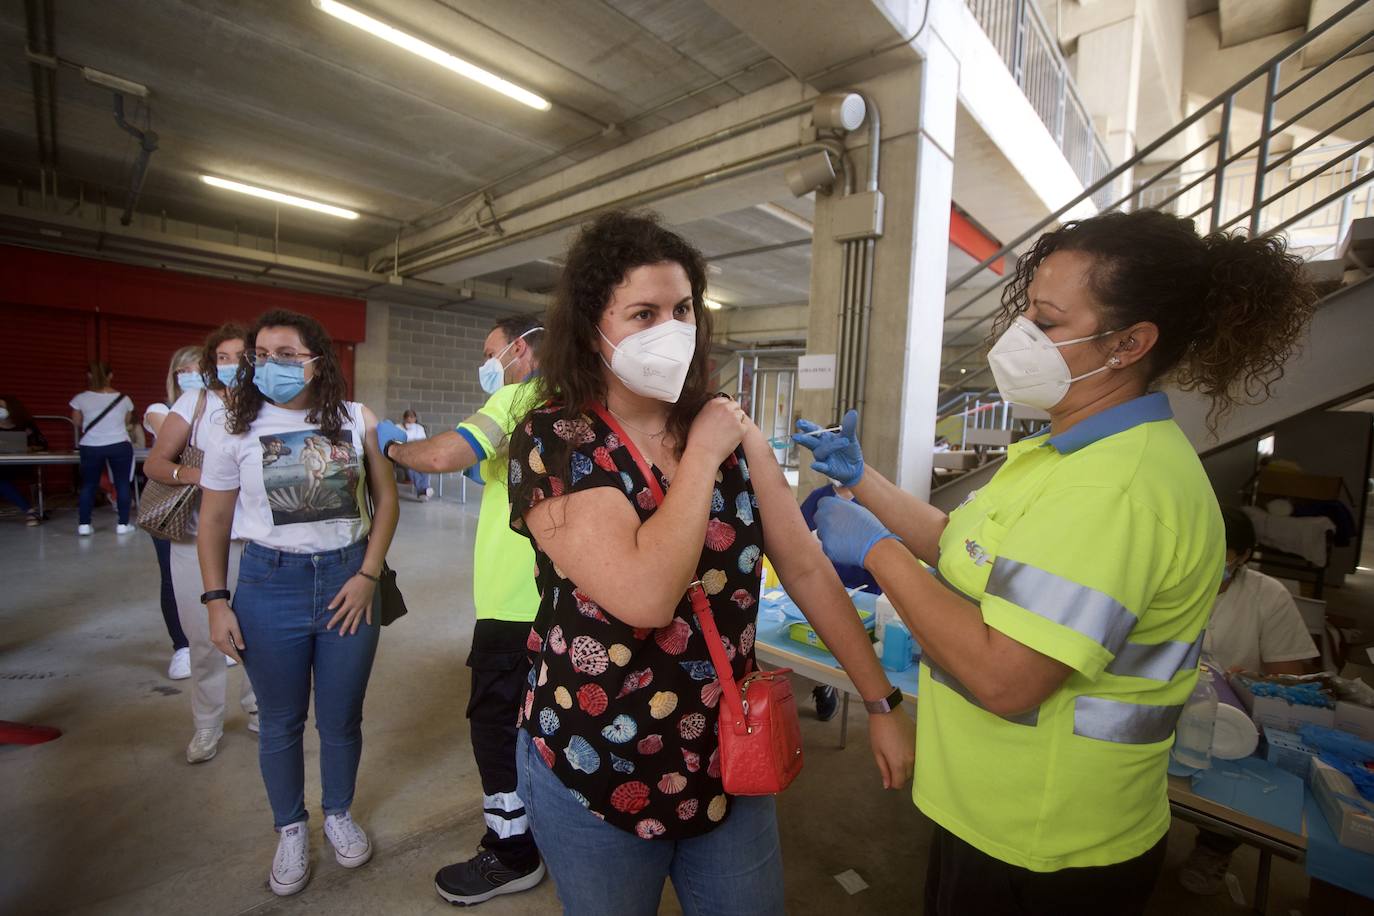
[466,619,540,869]
[924,823,1168,916]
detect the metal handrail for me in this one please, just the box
[940,0,1374,397]
[967,0,1113,196]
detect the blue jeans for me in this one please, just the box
[516,729,785,916]
[0,476,32,513]
[234,541,379,829]
[408,468,430,493]
[78,441,133,525]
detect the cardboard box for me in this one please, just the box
[1310,759,1374,855]
[1264,727,1320,783]
[1232,678,1336,732]
[1333,701,1374,742]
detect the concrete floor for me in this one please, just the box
[0,496,1342,915]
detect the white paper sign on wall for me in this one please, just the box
[797,354,837,390]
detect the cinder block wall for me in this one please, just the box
[385,304,491,434]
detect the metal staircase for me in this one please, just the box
[930,0,1374,510]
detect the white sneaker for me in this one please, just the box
[225,654,239,667]
[115,523,136,534]
[324,811,373,868]
[77,524,93,536]
[168,648,191,680]
[270,821,311,896]
[186,727,222,764]
[425,487,435,497]
[247,711,260,734]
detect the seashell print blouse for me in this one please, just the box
[509,404,764,839]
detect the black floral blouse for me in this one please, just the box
[508,404,764,840]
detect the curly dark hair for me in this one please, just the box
[226,310,350,442]
[992,209,1317,429]
[511,210,714,508]
[201,321,249,391]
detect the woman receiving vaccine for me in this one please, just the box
[197,309,398,897]
[144,324,259,763]
[795,210,1317,915]
[506,211,912,915]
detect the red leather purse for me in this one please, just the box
[588,402,804,796]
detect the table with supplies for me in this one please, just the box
[0,449,151,517]
[754,589,919,748]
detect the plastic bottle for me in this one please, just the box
[1172,668,1218,770]
[874,594,896,644]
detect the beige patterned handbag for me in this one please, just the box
[137,390,208,542]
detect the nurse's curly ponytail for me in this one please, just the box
[995,209,1317,430]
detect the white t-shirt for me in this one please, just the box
[1202,568,1319,673]
[403,422,428,442]
[166,389,249,541]
[200,401,371,554]
[70,391,133,447]
[143,402,170,437]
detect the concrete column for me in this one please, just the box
[354,299,391,417]
[1076,13,1144,199]
[797,41,957,499]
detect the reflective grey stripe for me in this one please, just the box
[926,659,1039,727]
[463,412,507,454]
[1105,632,1204,681]
[986,559,1136,654]
[1073,695,1182,744]
[932,566,975,602]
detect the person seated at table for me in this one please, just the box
[0,394,49,527]
[800,483,882,721]
[1178,506,1319,896]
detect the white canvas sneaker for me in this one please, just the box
[270,822,311,896]
[115,523,136,534]
[77,524,93,536]
[324,811,373,868]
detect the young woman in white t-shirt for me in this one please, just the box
[69,361,134,535]
[197,309,398,897]
[145,326,259,764]
[144,346,201,682]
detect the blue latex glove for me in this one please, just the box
[814,496,899,569]
[793,409,865,487]
[376,419,407,462]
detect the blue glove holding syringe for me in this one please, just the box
[790,409,865,487]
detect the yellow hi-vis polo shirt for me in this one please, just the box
[455,379,542,623]
[916,392,1223,872]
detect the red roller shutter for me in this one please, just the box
[0,303,96,451]
[104,316,220,418]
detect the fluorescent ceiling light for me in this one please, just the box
[312,0,550,111]
[704,298,724,311]
[200,175,359,220]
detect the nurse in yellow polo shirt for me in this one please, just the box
[795,209,1317,915]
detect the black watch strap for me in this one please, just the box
[200,589,231,605]
[864,686,904,714]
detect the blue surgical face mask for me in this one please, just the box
[253,359,314,404]
[217,365,239,388]
[478,326,542,395]
[177,370,205,392]
[0,407,9,422]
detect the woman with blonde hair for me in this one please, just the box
[143,346,203,679]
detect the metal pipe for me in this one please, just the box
[1210,97,1233,232]
[1249,63,1281,235]
[112,93,157,227]
[1275,26,1374,101]
[387,97,818,273]
[853,237,876,421]
[408,57,784,230]
[833,238,857,420]
[845,241,864,412]
[857,92,881,192]
[1220,135,1374,233]
[1270,170,1374,236]
[401,140,840,278]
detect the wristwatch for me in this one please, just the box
[200,589,231,605]
[383,440,398,461]
[864,686,904,714]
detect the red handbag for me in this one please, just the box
[587,402,804,796]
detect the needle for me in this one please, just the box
[768,425,844,449]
